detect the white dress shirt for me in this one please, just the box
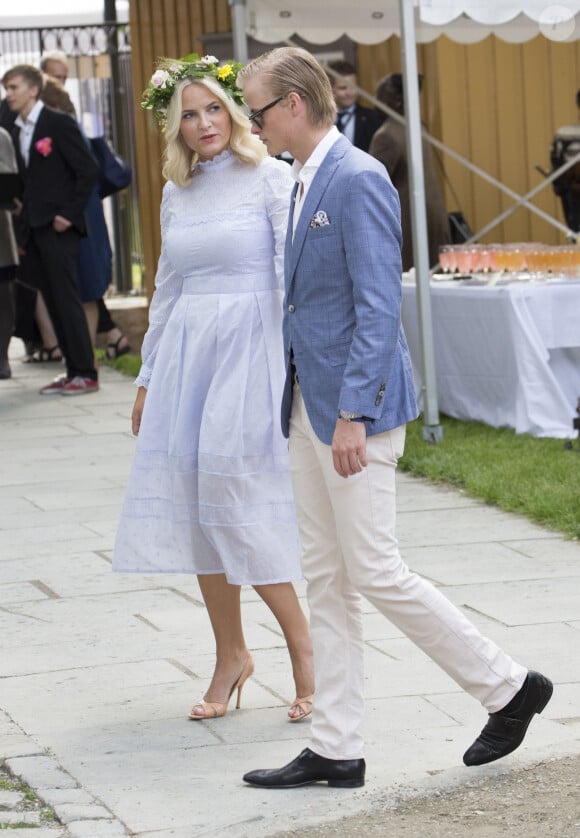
[291,126,341,236]
[15,100,44,167]
[336,106,356,145]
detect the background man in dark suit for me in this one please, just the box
[326,59,381,153]
[2,64,99,395]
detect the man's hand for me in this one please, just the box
[132,387,147,436]
[332,420,367,478]
[53,215,72,233]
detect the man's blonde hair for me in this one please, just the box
[40,50,70,73]
[238,47,336,128]
[162,77,266,187]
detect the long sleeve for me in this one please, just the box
[368,123,403,180]
[0,128,17,174]
[135,182,183,388]
[55,112,99,224]
[262,157,294,290]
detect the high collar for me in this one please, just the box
[195,147,235,173]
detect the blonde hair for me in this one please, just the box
[238,47,336,128]
[40,50,69,73]
[162,76,266,187]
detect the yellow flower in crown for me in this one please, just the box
[217,64,234,81]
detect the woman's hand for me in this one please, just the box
[132,387,147,436]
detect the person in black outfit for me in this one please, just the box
[2,64,99,395]
[40,52,131,358]
[0,125,19,380]
[550,89,580,234]
[326,60,381,153]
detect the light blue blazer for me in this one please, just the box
[281,135,418,445]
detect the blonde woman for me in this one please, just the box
[113,56,313,722]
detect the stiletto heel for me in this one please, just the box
[189,654,254,720]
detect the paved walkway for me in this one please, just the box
[1,341,579,837]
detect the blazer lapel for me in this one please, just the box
[27,108,50,173]
[11,125,26,174]
[287,137,348,286]
[284,181,300,288]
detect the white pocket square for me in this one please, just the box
[310,210,330,228]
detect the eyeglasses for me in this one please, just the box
[248,96,284,129]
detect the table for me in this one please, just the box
[401,278,580,438]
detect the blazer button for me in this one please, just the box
[288,304,295,313]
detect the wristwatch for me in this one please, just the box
[338,409,364,422]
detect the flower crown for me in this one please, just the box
[141,53,245,128]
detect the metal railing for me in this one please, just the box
[0,23,143,295]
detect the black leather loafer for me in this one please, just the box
[243,747,365,788]
[463,671,553,766]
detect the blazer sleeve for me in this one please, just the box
[338,167,404,418]
[54,112,99,225]
[368,127,403,180]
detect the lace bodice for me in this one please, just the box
[136,151,294,387]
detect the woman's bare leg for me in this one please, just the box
[253,582,314,718]
[35,291,59,349]
[192,574,250,714]
[83,301,98,347]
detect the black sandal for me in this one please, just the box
[25,345,63,363]
[106,335,131,359]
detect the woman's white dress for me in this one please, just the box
[113,150,302,585]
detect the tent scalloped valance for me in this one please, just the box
[246,1,580,45]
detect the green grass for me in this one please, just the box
[402,414,580,540]
[99,352,580,540]
[0,769,57,828]
[96,349,141,379]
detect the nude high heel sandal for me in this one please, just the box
[188,654,254,720]
[288,694,313,722]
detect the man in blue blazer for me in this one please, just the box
[239,48,552,789]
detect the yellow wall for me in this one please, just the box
[129,0,232,296]
[359,35,580,245]
[128,3,580,293]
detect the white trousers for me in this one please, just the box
[288,386,527,760]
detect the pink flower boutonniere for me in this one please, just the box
[34,137,53,157]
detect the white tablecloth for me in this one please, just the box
[401,279,580,438]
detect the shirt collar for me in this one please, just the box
[15,100,44,129]
[291,126,341,185]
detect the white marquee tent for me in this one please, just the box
[2,0,129,28]
[232,1,580,439]
[244,1,580,46]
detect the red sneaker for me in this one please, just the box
[60,376,99,396]
[39,374,70,395]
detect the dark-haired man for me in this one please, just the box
[2,64,99,394]
[327,59,381,153]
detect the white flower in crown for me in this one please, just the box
[150,69,171,88]
[200,55,219,65]
[310,210,331,228]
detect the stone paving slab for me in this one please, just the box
[1,341,579,836]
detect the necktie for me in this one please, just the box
[336,111,347,132]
